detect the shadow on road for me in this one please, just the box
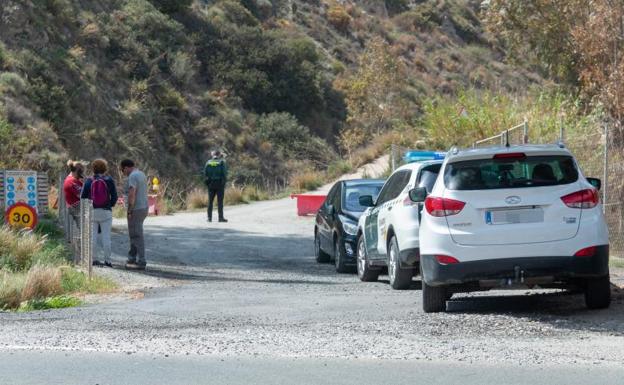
[445,286,624,335]
[110,223,343,282]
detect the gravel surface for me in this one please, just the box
[1,196,624,368]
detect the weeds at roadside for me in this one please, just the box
[0,225,117,311]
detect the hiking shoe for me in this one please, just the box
[207,218,212,223]
[218,218,228,223]
[126,262,146,271]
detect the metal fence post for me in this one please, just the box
[523,119,529,144]
[80,199,93,278]
[603,122,608,213]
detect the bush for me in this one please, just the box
[327,5,351,32]
[149,0,192,14]
[0,72,27,94]
[255,112,335,165]
[290,170,324,192]
[19,295,82,311]
[224,186,246,205]
[0,271,25,310]
[22,265,63,301]
[186,187,208,209]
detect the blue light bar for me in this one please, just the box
[403,150,446,164]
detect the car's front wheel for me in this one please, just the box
[357,236,379,282]
[315,231,330,263]
[584,275,611,309]
[388,236,412,290]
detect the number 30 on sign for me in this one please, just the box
[5,203,38,230]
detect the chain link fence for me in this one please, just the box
[57,176,93,277]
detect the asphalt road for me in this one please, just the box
[2,196,624,384]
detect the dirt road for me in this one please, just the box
[2,195,624,383]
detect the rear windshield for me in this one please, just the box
[444,155,579,190]
[343,184,383,212]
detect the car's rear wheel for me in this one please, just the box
[315,231,330,263]
[584,275,611,309]
[334,237,351,273]
[388,236,412,290]
[421,264,447,313]
[357,236,379,282]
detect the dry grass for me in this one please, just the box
[21,265,63,301]
[224,187,245,206]
[290,171,324,193]
[186,187,208,209]
[0,271,25,309]
[0,227,46,271]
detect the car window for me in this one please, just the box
[332,183,342,208]
[377,170,410,205]
[342,184,384,212]
[324,184,338,208]
[444,155,579,190]
[417,164,442,193]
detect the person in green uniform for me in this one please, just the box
[204,150,228,223]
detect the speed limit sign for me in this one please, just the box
[5,202,38,230]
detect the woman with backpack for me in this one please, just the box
[81,159,118,267]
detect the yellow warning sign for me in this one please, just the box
[5,203,38,229]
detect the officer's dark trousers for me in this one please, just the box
[208,186,225,221]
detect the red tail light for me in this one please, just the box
[425,197,465,217]
[435,255,459,264]
[493,152,526,160]
[561,189,599,209]
[574,246,597,257]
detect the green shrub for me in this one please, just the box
[149,0,192,14]
[0,72,27,94]
[19,295,82,311]
[255,112,335,165]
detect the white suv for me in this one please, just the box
[415,144,610,312]
[356,159,443,289]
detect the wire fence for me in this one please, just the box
[57,176,93,277]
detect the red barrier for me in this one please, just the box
[117,194,159,216]
[290,194,326,216]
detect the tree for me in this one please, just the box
[484,0,624,128]
[339,37,402,137]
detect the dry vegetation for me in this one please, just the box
[0,223,116,311]
[0,0,541,209]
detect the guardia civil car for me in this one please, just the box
[415,144,610,312]
[356,153,444,289]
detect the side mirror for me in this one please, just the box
[587,177,601,191]
[409,187,428,203]
[359,195,374,207]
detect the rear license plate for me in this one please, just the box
[485,207,544,225]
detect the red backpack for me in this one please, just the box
[90,176,109,207]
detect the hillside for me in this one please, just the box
[0,0,540,198]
